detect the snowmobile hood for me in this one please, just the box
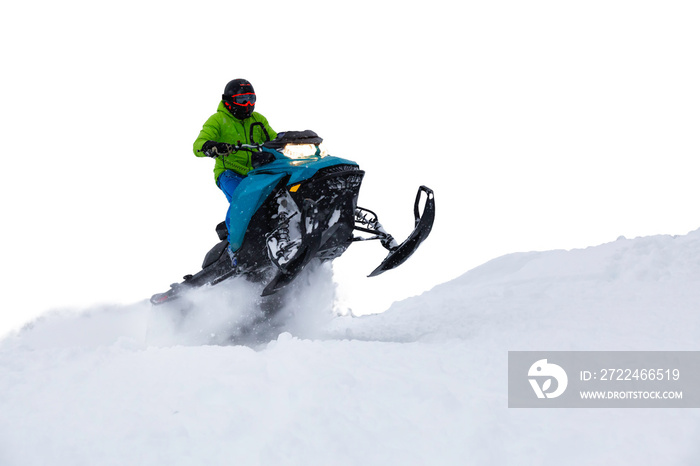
[225,153,360,251]
[250,150,358,186]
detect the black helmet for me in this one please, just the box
[222,79,256,120]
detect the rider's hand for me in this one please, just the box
[202,141,234,157]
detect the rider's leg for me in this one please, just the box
[217,170,244,203]
[217,170,245,256]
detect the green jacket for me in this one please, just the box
[193,102,277,183]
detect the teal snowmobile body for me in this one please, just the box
[226,148,360,252]
[150,131,435,305]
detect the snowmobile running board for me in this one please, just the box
[355,185,435,277]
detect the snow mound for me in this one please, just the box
[1,231,699,465]
[329,229,700,349]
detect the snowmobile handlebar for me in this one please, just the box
[197,142,262,157]
[232,143,262,152]
[196,142,274,168]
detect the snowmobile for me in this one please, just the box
[150,130,435,307]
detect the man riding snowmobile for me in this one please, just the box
[193,78,277,261]
[150,81,435,307]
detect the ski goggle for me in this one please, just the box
[224,93,256,106]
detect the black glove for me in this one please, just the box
[201,141,234,157]
[251,151,276,168]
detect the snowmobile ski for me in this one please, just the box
[357,186,435,277]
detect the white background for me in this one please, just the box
[1,0,699,336]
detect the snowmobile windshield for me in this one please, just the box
[282,143,328,159]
